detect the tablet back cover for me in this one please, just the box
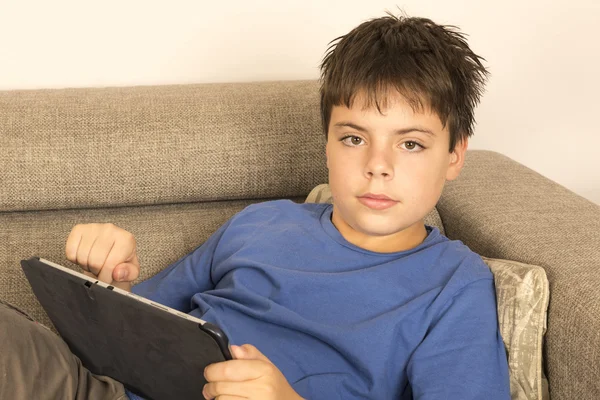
[21,258,228,400]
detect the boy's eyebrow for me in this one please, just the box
[333,122,436,136]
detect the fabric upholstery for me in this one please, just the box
[0,81,326,212]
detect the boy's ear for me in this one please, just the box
[445,138,468,181]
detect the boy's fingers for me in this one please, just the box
[65,223,139,286]
[65,225,83,263]
[76,232,98,272]
[234,344,272,364]
[96,261,116,285]
[97,244,127,283]
[101,242,138,282]
[202,381,248,400]
[204,396,245,400]
[86,235,115,275]
[204,359,266,383]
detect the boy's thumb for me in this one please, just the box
[232,345,247,359]
[113,263,139,282]
[232,344,271,363]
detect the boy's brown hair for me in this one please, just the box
[320,12,489,151]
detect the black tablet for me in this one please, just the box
[21,257,233,400]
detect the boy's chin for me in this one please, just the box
[332,203,426,237]
[350,214,423,238]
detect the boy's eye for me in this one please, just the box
[341,136,365,146]
[402,141,423,151]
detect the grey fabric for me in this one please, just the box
[0,300,127,400]
[0,81,326,212]
[437,150,600,400]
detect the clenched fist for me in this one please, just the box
[65,223,140,291]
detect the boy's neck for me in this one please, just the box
[330,211,428,253]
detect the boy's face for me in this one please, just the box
[325,90,468,253]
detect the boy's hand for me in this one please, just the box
[65,223,140,291]
[203,344,304,400]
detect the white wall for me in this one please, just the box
[1,0,598,204]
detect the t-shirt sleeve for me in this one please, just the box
[131,219,232,313]
[406,278,511,400]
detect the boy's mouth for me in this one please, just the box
[357,193,398,210]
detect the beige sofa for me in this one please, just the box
[1,80,598,399]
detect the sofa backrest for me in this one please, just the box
[0,80,327,213]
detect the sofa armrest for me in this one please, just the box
[437,150,600,400]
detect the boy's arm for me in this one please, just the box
[407,278,511,400]
[131,219,233,312]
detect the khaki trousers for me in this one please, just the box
[0,299,127,400]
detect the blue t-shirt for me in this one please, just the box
[128,200,510,399]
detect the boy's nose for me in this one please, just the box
[364,149,394,179]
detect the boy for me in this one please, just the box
[0,12,510,400]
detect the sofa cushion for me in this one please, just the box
[482,257,550,400]
[305,183,445,235]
